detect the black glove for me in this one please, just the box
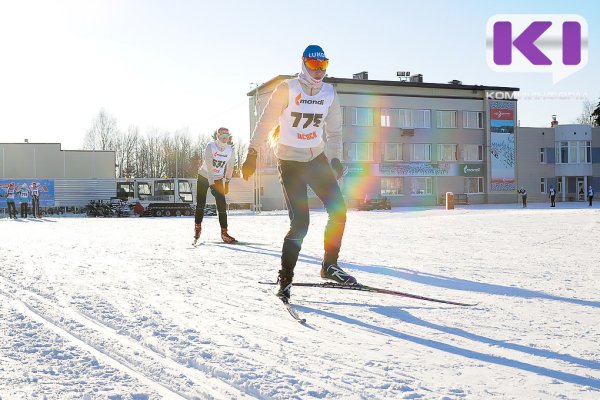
[210,179,223,197]
[242,149,258,181]
[331,158,343,180]
[224,180,230,195]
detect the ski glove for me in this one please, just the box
[210,179,223,197]
[331,158,343,180]
[242,148,258,181]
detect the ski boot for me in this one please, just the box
[220,228,238,243]
[320,262,357,285]
[192,223,201,246]
[276,276,292,303]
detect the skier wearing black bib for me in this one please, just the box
[242,45,357,301]
[193,127,237,244]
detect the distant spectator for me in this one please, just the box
[588,185,594,207]
[549,186,556,207]
[518,187,527,208]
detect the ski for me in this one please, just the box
[259,281,476,307]
[279,297,306,324]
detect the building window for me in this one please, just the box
[464,177,484,193]
[464,144,483,161]
[380,108,392,127]
[352,107,375,126]
[380,109,430,128]
[557,180,562,193]
[412,144,431,162]
[384,143,402,161]
[579,141,591,163]
[540,148,545,163]
[556,141,591,164]
[381,177,403,195]
[349,143,374,161]
[463,111,483,129]
[410,177,432,195]
[540,178,546,193]
[436,110,457,128]
[438,144,458,162]
[413,110,431,128]
[340,106,346,126]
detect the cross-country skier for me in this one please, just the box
[242,45,357,301]
[193,127,237,245]
[30,182,41,218]
[18,183,30,218]
[4,182,18,219]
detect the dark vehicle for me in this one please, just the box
[357,197,391,211]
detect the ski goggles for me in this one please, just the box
[303,57,329,71]
[217,133,231,139]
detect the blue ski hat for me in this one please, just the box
[303,45,327,60]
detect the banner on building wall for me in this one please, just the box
[0,179,55,207]
[344,163,486,178]
[378,163,459,177]
[460,164,486,177]
[489,100,516,192]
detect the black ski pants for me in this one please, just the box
[20,202,28,218]
[7,200,17,218]
[32,195,40,217]
[278,153,346,282]
[194,175,228,228]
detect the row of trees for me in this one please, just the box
[83,109,248,178]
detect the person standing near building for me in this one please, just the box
[30,181,41,218]
[518,187,527,208]
[242,45,357,303]
[192,127,237,245]
[18,183,30,218]
[3,182,18,219]
[549,186,556,207]
[588,185,594,207]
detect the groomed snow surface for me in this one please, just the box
[0,203,599,399]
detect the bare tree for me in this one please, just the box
[84,109,119,150]
[116,126,140,178]
[592,99,600,127]
[576,98,597,126]
[233,141,247,177]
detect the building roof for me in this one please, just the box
[247,74,520,96]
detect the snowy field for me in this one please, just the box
[0,203,599,400]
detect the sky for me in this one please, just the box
[0,0,598,150]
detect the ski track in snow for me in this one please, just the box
[0,204,599,399]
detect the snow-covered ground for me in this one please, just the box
[0,203,599,399]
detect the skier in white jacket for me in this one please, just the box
[193,127,237,244]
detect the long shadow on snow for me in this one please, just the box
[216,244,600,308]
[296,303,600,390]
[314,301,600,372]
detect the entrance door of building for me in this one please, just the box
[577,178,585,201]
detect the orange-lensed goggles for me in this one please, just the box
[303,57,329,71]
